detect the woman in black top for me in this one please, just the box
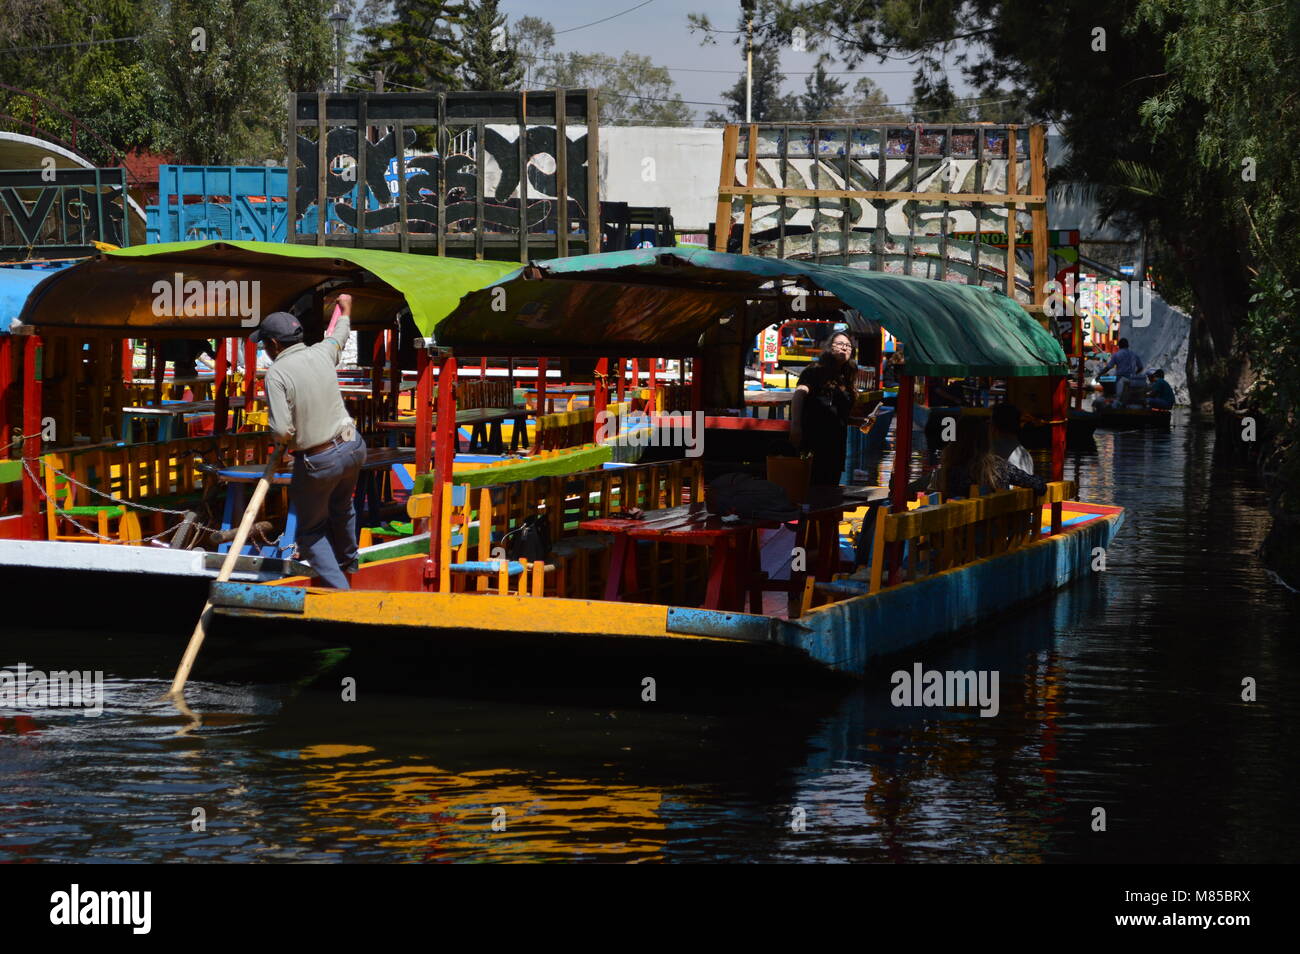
[935,414,1045,499]
[790,331,857,486]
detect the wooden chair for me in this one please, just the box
[438,483,555,596]
[42,453,143,544]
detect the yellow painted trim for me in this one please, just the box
[298,590,671,637]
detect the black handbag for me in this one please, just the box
[500,514,551,561]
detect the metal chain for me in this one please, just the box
[19,457,231,543]
[12,438,287,552]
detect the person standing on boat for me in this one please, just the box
[252,294,365,589]
[790,331,857,486]
[1098,337,1145,401]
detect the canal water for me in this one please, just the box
[2,408,1296,862]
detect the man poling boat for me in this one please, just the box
[251,293,364,590]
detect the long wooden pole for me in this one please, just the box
[168,446,285,699]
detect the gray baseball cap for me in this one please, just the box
[249,311,303,344]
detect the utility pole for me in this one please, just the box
[329,2,348,93]
[744,3,755,123]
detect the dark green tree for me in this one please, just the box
[284,0,335,93]
[799,58,847,120]
[356,0,465,92]
[459,0,522,91]
[144,0,296,164]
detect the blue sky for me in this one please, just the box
[495,0,979,122]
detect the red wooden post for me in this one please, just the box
[427,353,458,590]
[646,357,658,413]
[690,356,704,413]
[1050,373,1068,535]
[630,358,640,406]
[616,356,626,404]
[536,357,548,414]
[21,335,43,540]
[243,338,257,403]
[213,340,229,436]
[593,357,609,443]
[386,328,399,418]
[0,337,11,462]
[1050,374,1067,482]
[415,348,432,476]
[888,373,915,585]
[121,339,133,386]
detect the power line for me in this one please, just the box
[516,49,952,76]
[0,34,142,55]
[554,0,659,36]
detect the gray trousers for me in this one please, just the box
[290,435,366,589]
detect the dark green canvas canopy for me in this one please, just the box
[436,247,1068,377]
[18,240,519,337]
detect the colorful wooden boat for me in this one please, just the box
[202,248,1122,678]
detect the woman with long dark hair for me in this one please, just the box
[935,415,1045,499]
[790,331,857,486]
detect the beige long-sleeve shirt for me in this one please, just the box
[264,316,354,451]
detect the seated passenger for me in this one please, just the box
[932,415,1045,499]
[1146,369,1174,409]
[990,403,1034,474]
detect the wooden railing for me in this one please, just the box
[408,457,706,598]
[58,432,273,506]
[409,458,704,533]
[457,378,513,410]
[534,407,595,453]
[865,480,1078,594]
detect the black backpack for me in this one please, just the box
[706,472,801,523]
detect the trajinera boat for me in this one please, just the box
[193,246,1121,678]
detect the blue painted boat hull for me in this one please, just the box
[774,508,1124,676]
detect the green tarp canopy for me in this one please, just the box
[436,247,1068,377]
[17,240,519,338]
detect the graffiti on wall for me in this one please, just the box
[732,125,1043,300]
[0,170,130,254]
[293,125,591,236]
